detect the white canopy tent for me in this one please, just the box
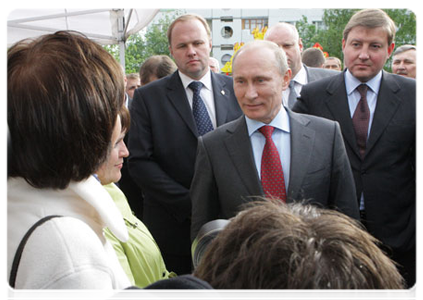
[7,8,159,69]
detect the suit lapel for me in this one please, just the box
[223,117,263,196]
[166,72,198,136]
[286,111,315,202]
[211,73,233,126]
[365,72,401,155]
[324,72,361,157]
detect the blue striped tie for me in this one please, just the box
[189,81,214,136]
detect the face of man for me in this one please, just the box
[392,50,416,78]
[265,25,303,77]
[323,58,342,71]
[209,58,219,73]
[126,78,141,99]
[233,46,291,124]
[169,19,212,80]
[343,26,395,82]
[96,116,129,185]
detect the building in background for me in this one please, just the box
[150,9,324,73]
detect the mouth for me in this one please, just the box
[244,103,263,110]
[355,63,371,69]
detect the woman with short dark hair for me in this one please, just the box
[7,31,130,289]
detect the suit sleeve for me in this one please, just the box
[127,89,191,223]
[330,122,360,220]
[292,86,311,114]
[190,137,220,241]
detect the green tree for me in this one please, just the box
[104,10,183,74]
[295,16,318,49]
[296,9,416,71]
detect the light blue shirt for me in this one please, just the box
[345,69,381,138]
[245,105,291,192]
[345,70,382,210]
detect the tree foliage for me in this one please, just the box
[296,9,416,71]
[105,10,183,74]
[106,9,416,74]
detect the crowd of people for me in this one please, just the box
[7,8,415,292]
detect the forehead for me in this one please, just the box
[127,78,140,84]
[233,47,278,75]
[267,26,297,43]
[171,19,208,42]
[326,58,339,63]
[346,26,389,43]
[394,50,416,60]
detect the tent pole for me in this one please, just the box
[119,41,126,71]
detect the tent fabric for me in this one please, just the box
[7,9,159,46]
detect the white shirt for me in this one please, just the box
[179,70,217,129]
[245,106,291,191]
[8,176,130,289]
[283,65,308,107]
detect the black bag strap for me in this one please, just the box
[9,215,62,288]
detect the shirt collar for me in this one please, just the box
[292,64,307,86]
[345,69,382,95]
[179,69,212,91]
[245,105,290,136]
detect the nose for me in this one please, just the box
[245,83,258,100]
[120,141,129,158]
[187,44,197,57]
[358,47,370,60]
[397,62,406,70]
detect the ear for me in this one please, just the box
[387,42,395,58]
[169,45,174,58]
[282,68,292,91]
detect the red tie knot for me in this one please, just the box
[259,125,275,139]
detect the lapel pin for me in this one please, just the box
[221,90,225,95]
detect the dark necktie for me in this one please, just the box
[287,80,298,109]
[259,126,287,202]
[189,81,214,136]
[352,84,370,158]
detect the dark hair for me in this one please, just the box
[194,200,405,289]
[8,30,125,189]
[119,105,131,133]
[139,55,177,86]
[302,47,326,68]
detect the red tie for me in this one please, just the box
[352,84,370,159]
[259,126,287,202]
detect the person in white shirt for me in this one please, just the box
[264,22,338,108]
[7,31,130,289]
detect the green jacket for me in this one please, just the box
[103,183,176,287]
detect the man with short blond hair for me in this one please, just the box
[293,9,416,287]
[264,22,338,108]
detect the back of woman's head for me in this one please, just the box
[194,200,405,289]
[8,31,125,189]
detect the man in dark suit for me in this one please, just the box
[293,9,415,287]
[127,14,242,275]
[190,40,359,241]
[264,22,338,109]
